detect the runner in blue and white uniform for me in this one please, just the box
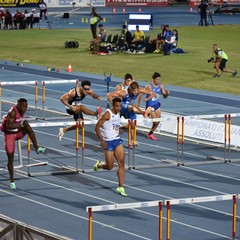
[94,97,127,197]
[139,72,170,140]
[107,81,154,145]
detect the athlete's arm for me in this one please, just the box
[60,89,75,109]
[160,84,170,96]
[139,87,156,98]
[89,90,103,100]
[143,84,152,102]
[107,90,125,104]
[115,84,123,91]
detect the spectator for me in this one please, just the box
[0,8,5,29]
[153,24,166,53]
[131,25,145,53]
[4,9,12,29]
[13,9,25,29]
[198,0,208,26]
[163,29,178,55]
[120,24,133,51]
[90,7,103,39]
[38,0,48,21]
[90,24,107,53]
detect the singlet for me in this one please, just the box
[100,109,121,141]
[39,2,47,10]
[146,83,161,106]
[122,91,138,105]
[0,106,24,133]
[67,87,85,109]
[215,48,228,60]
[90,16,98,25]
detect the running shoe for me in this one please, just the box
[213,74,220,78]
[10,182,16,190]
[96,107,102,119]
[143,107,152,118]
[58,128,64,141]
[153,49,160,53]
[93,160,101,171]
[233,71,238,77]
[147,134,158,140]
[37,147,45,154]
[116,187,128,197]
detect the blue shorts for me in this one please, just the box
[105,138,123,151]
[120,103,137,120]
[146,102,161,111]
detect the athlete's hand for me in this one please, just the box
[100,140,107,149]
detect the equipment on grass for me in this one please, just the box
[64,40,79,48]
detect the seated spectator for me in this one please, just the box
[4,9,12,29]
[164,25,174,43]
[131,25,145,53]
[163,29,178,55]
[0,8,5,29]
[24,10,32,28]
[90,24,107,53]
[120,24,133,51]
[153,24,166,53]
[13,9,25,29]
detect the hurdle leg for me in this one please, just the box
[232,195,237,239]
[81,121,85,173]
[177,117,180,165]
[88,208,93,240]
[228,114,231,162]
[166,201,171,240]
[181,117,184,166]
[132,120,137,169]
[159,201,163,240]
[224,114,227,162]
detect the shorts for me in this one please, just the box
[146,102,161,111]
[219,59,227,71]
[66,109,83,121]
[120,103,136,120]
[105,138,123,151]
[4,132,26,154]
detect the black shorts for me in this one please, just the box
[66,109,83,121]
[220,59,227,71]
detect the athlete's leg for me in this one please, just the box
[150,108,161,132]
[114,144,125,187]
[98,150,115,170]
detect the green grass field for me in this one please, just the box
[1,25,239,94]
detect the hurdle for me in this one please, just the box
[40,79,78,120]
[129,116,182,170]
[0,81,38,120]
[86,200,163,240]
[24,120,87,176]
[164,194,238,240]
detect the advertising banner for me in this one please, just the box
[106,0,168,7]
[0,0,39,8]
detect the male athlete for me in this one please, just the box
[0,98,45,189]
[94,97,127,196]
[115,73,133,91]
[59,80,102,141]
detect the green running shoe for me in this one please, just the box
[93,160,101,171]
[10,182,16,190]
[37,147,45,154]
[116,187,128,197]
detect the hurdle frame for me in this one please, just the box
[26,121,82,177]
[86,200,163,240]
[165,194,238,240]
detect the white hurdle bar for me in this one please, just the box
[164,194,238,240]
[86,200,163,240]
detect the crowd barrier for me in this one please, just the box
[86,194,238,240]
